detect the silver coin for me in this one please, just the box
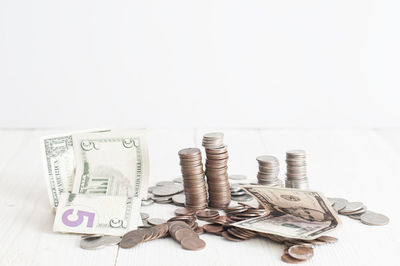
[156,181,175,187]
[139,220,152,228]
[148,186,157,193]
[343,206,367,215]
[81,234,103,240]
[152,184,183,197]
[332,201,347,212]
[339,202,364,214]
[203,132,224,139]
[141,199,154,206]
[230,184,243,193]
[173,177,183,183]
[140,212,149,220]
[231,194,253,202]
[80,237,105,250]
[229,174,247,180]
[147,218,167,225]
[172,194,185,205]
[102,236,122,246]
[231,190,247,196]
[360,211,389,226]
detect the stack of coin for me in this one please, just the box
[178,148,208,210]
[256,155,282,187]
[285,150,309,189]
[203,133,231,208]
[202,132,225,149]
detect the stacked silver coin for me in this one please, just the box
[285,150,309,189]
[256,155,282,187]
[202,132,225,149]
[178,148,208,209]
[202,132,231,208]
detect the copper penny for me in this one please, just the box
[288,245,314,260]
[281,254,305,264]
[175,228,198,242]
[180,237,206,251]
[203,224,224,234]
[175,208,196,216]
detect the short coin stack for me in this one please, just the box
[202,133,231,208]
[178,148,208,210]
[256,155,282,187]
[285,150,309,189]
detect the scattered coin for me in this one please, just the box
[175,207,196,216]
[339,202,364,214]
[172,194,186,206]
[360,211,389,226]
[141,199,154,206]
[157,181,175,187]
[173,177,183,183]
[119,230,146,249]
[316,235,338,243]
[175,228,198,242]
[181,237,206,251]
[288,245,314,260]
[152,184,184,197]
[102,236,122,246]
[147,218,167,225]
[80,237,105,250]
[281,254,304,264]
[231,194,253,202]
[229,174,247,180]
[203,224,224,234]
[140,213,149,220]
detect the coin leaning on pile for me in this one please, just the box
[203,132,231,208]
[178,148,208,210]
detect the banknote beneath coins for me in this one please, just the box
[233,186,341,240]
[54,193,141,236]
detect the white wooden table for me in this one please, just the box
[1,129,399,266]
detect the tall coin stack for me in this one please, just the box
[256,155,282,187]
[285,149,309,189]
[202,133,231,209]
[178,148,208,210]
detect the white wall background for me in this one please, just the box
[0,0,399,128]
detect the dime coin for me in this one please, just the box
[140,212,149,220]
[181,237,206,251]
[102,236,122,246]
[80,237,105,250]
[339,202,364,214]
[288,245,314,260]
[360,211,389,226]
[147,218,167,225]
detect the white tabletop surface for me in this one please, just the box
[0,128,399,266]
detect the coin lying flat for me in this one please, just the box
[229,174,247,180]
[80,237,105,250]
[181,237,206,250]
[316,235,338,243]
[102,236,122,246]
[120,230,146,249]
[140,213,149,220]
[172,194,185,206]
[281,254,304,264]
[175,228,198,242]
[156,181,175,186]
[203,224,224,234]
[175,207,196,216]
[339,202,364,214]
[288,245,314,260]
[152,184,183,197]
[360,211,389,226]
[147,218,167,225]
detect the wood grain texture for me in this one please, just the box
[0,129,399,266]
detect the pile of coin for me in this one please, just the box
[230,183,253,202]
[169,221,206,250]
[328,197,389,226]
[203,133,231,208]
[285,150,309,189]
[178,148,208,210]
[119,224,169,249]
[256,155,282,187]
